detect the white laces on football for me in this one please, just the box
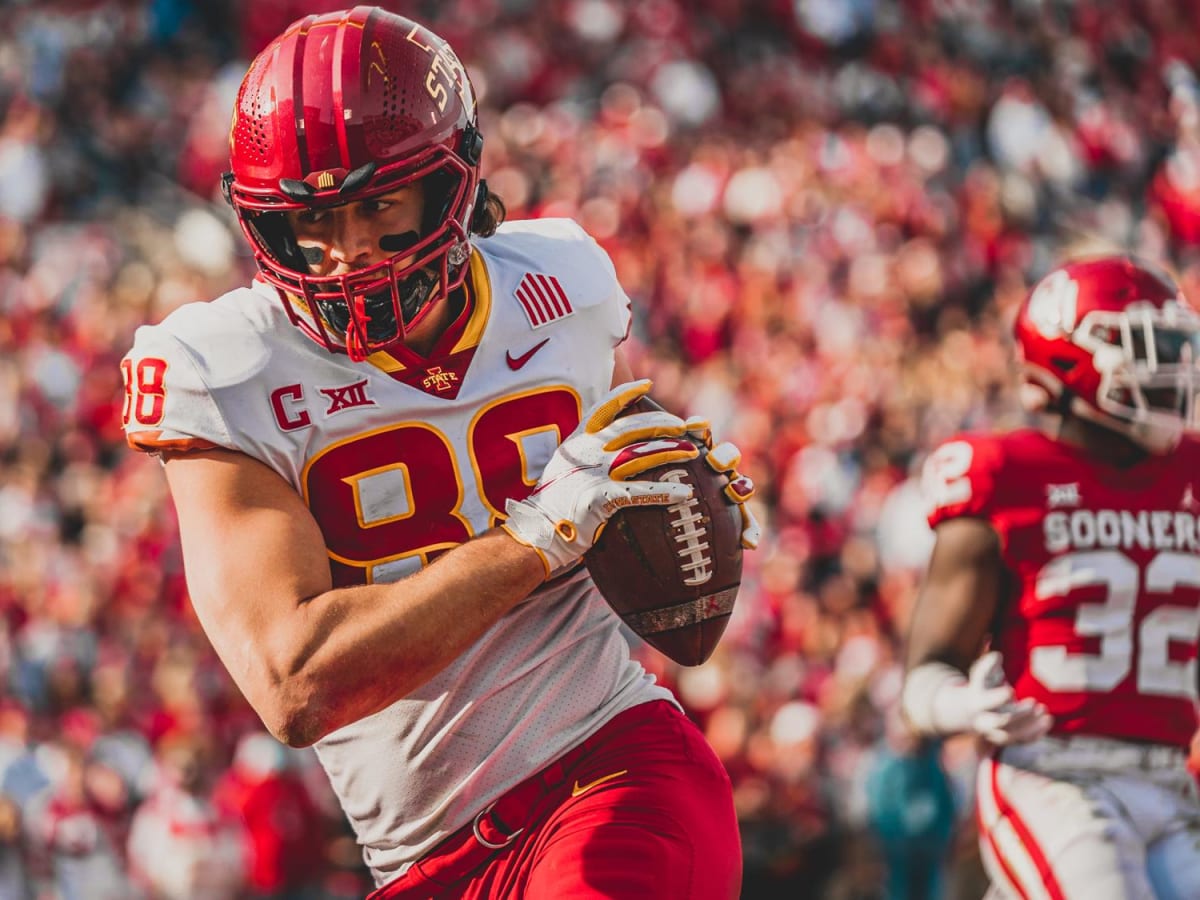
[503,380,699,576]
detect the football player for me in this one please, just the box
[902,255,1200,899]
[120,8,758,899]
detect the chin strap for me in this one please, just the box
[345,293,371,362]
[333,269,440,361]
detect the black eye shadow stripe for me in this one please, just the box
[295,231,421,269]
[379,231,420,253]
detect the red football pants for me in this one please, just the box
[369,700,742,900]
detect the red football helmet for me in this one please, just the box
[1015,255,1200,453]
[223,7,483,360]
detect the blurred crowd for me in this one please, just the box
[3,0,1200,897]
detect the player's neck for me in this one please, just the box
[1055,416,1152,468]
[402,289,466,358]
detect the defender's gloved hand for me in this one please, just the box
[682,416,762,550]
[902,651,1053,746]
[503,380,698,576]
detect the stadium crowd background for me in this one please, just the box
[3,0,1200,897]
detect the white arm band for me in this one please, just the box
[901,661,971,736]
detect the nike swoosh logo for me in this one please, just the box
[506,338,550,370]
[528,464,598,498]
[571,769,628,798]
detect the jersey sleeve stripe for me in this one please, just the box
[126,432,221,453]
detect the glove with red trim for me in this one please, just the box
[683,416,762,550]
[503,380,698,576]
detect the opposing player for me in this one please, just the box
[120,8,757,898]
[902,255,1200,899]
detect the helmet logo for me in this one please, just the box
[316,171,336,190]
[404,26,473,116]
[1027,269,1078,338]
[367,42,388,88]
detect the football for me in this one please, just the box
[584,399,744,666]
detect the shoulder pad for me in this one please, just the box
[122,289,272,454]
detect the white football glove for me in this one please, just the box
[503,380,699,576]
[683,416,762,550]
[901,651,1053,746]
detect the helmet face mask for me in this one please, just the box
[223,8,483,359]
[1079,305,1200,449]
[1015,256,1200,454]
[243,150,474,357]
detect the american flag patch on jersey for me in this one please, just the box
[514,273,574,328]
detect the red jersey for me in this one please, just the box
[924,428,1200,749]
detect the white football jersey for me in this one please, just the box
[122,218,675,884]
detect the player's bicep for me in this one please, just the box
[905,516,1004,673]
[163,449,333,690]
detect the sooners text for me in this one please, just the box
[1045,509,1200,554]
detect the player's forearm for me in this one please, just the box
[259,529,545,746]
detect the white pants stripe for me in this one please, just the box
[975,737,1200,900]
[977,756,1061,900]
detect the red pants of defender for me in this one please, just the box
[369,700,741,900]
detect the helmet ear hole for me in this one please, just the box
[1050,356,1077,373]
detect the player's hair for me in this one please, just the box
[472,182,506,238]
